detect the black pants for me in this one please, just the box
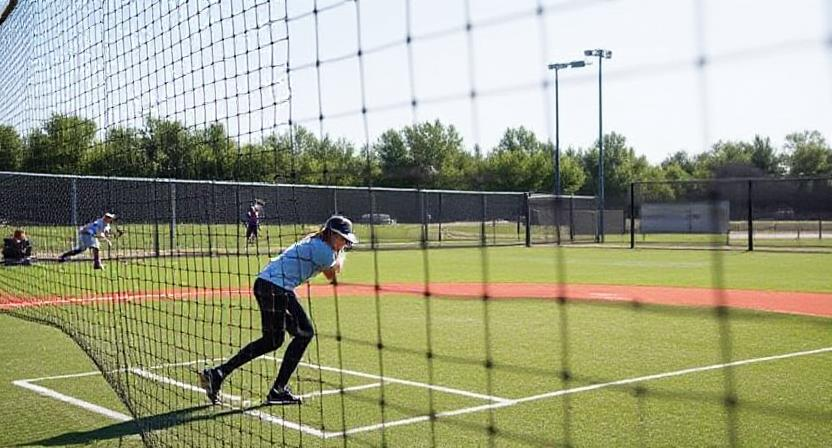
[218,278,314,390]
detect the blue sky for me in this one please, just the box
[2,0,831,163]
[281,0,832,162]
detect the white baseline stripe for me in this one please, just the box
[267,356,511,403]
[129,368,245,404]
[19,358,221,384]
[19,370,111,382]
[515,346,832,404]
[129,368,326,439]
[323,346,832,438]
[12,380,132,422]
[300,382,382,399]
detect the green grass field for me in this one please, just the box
[1,246,831,447]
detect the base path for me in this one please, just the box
[2,283,831,318]
[317,282,832,318]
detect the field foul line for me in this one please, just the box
[129,367,327,438]
[16,358,221,383]
[323,346,832,439]
[12,347,832,439]
[267,356,512,404]
[11,379,132,422]
[300,382,383,399]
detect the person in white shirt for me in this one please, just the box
[58,212,116,269]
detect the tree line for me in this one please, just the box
[0,114,830,200]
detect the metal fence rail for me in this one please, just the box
[628,177,832,251]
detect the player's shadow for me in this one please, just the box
[17,404,249,446]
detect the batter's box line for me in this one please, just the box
[12,347,832,440]
[130,357,512,439]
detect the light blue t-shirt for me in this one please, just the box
[258,236,337,290]
[81,218,110,237]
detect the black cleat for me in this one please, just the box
[264,386,303,406]
[198,368,223,404]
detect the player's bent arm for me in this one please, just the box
[322,267,337,282]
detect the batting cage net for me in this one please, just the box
[1,1,831,447]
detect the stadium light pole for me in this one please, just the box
[584,48,612,242]
[547,60,588,196]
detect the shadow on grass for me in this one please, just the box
[18,404,253,446]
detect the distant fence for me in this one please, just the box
[0,172,604,258]
[629,177,832,250]
[527,194,624,244]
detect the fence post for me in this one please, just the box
[492,218,496,245]
[480,194,487,247]
[524,193,531,247]
[820,217,823,240]
[438,192,443,244]
[152,180,160,257]
[207,182,214,257]
[569,194,575,242]
[747,180,753,251]
[629,182,635,249]
[555,196,562,245]
[170,182,177,253]
[419,190,427,248]
[70,178,78,246]
[235,184,241,256]
[516,197,521,242]
[369,188,377,251]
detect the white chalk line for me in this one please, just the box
[322,346,832,438]
[12,379,132,422]
[266,356,513,404]
[299,382,383,399]
[12,346,832,439]
[128,367,327,439]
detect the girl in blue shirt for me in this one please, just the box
[200,215,357,405]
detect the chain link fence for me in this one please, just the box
[628,177,832,251]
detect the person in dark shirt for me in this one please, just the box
[3,229,33,266]
[246,200,264,244]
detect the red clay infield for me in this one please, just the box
[2,282,831,318]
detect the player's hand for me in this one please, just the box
[322,267,336,281]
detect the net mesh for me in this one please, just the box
[1,1,831,447]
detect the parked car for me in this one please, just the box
[773,207,795,219]
[359,213,396,225]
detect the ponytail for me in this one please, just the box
[306,226,332,241]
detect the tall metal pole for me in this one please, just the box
[554,68,561,195]
[597,55,605,243]
[549,60,588,196]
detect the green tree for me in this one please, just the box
[661,151,695,175]
[192,123,237,180]
[235,142,276,182]
[784,130,831,176]
[558,149,588,194]
[0,125,23,171]
[579,132,650,203]
[749,135,783,175]
[23,114,96,173]
[482,127,553,192]
[374,120,466,188]
[143,117,194,179]
[82,126,150,176]
[690,136,782,178]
